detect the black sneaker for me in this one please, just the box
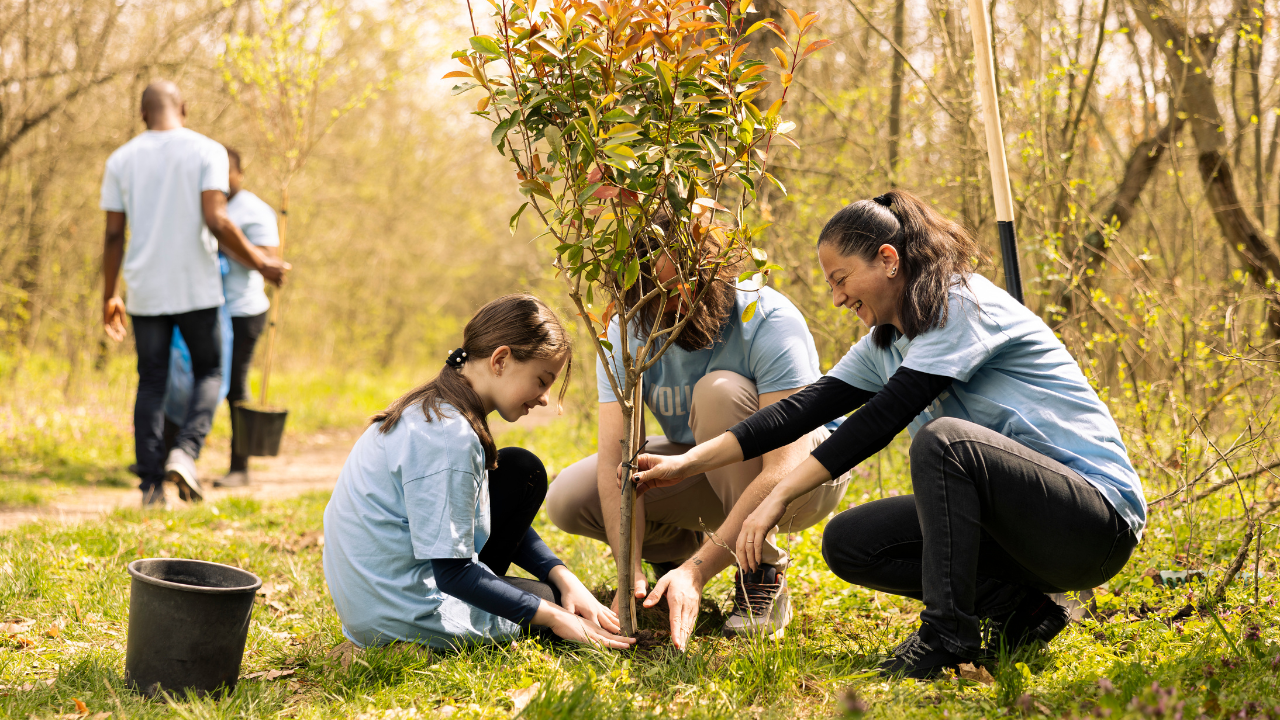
[983,592,1070,654]
[879,622,971,679]
[722,564,792,638]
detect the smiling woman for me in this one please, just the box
[631,189,1146,677]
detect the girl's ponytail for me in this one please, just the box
[370,294,572,470]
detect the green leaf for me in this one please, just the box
[764,172,788,195]
[577,182,604,204]
[470,36,503,58]
[509,202,529,235]
[544,125,563,152]
[623,256,640,289]
[491,113,518,147]
[598,339,614,352]
[741,300,758,323]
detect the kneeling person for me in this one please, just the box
[546,216,850,643]
[323,295,633,650]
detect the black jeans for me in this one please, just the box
[131,308,223,492]
[481,447,562,605]
[822,417,1136,657]
[227,312,269,472]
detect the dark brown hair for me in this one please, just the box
[818,189,987,349]
[226,147,242,172]
[625,211,740,352]
[370,294,572,469]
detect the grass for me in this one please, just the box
[2,417,1278,718]
[3,356,1279,717]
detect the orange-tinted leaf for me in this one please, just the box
[46,625,60,639]
[785,8,802,27]
[781,72,793,87]
[729,43,749,71]
[476,95,490,112]
[442,70,473,79]
[738,65,767,81]
[763,20,787,40]
[74,698,89,714]
[802,38,834,61]
[799,11,821,32]
[692,197,729,212]
[771,46,789,68]
[766,98,785,119]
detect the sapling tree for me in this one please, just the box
[453,0,829,635]
[218,0,403,405]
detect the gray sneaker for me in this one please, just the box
[722,564,792,639]
[165,448,204,502]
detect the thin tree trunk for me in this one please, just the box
[887,0,905,182]
[616,376,643,636]
[1133,0,1280,334]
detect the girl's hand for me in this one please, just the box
[552,566,622,633]
[626,453,693,495]
[547,609,635,649]
[736,492,787,573]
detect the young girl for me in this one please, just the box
[324,294,633,650]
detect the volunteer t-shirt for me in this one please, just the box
[223,190,279,318]
[827,273,1147,535]
[322,403,520,648]
[99,128,229,316]
[597,286,823,445]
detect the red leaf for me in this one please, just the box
[592,185,621,199]
[802,39,834,61]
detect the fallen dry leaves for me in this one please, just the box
[243,669,296,681]
[1,617,35,634]
[506,682,541,713]
[957,663,995,685]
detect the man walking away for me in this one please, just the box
[101,80,289,508]
[215,148,279,488]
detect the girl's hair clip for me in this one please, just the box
[872,193,900,218]
[446,347,468,369]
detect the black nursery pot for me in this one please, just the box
[125,558,262,698]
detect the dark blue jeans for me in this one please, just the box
[822,418,1137,657]
[131,307,223,492]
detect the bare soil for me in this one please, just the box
[0,429,360,532]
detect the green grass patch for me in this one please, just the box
[1,474,1277,718]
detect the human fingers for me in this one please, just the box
[642,574,670,608]
[671,595,697,651]
[596,605,621,633]
[588,627,636,650]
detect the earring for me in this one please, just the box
[890,267,898,277]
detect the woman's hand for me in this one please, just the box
[626,453,694,495]
[543,605,635,649]
[641,563,706,651]
[551,566,621,634]
[736,492,787,573]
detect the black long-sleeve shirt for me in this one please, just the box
[430,527,565,627]
[729,368,954,479]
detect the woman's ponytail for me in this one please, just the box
[818,189,987,348]
[370,294,572,470]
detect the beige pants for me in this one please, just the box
[546,371,850,568]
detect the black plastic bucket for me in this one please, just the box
[125,558,262,698]
[231,404,288,457]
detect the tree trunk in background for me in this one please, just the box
[1133,0,1280,335]
[1054,118,1184,312]
[887,0,905,183]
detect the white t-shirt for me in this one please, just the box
[223,190,279,317]
[100,128,229,316]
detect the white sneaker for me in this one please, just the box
[722,564,792,639]
[164,448,204,502]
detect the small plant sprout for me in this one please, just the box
[451,0,831,635]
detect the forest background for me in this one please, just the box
[2,0,1280,717]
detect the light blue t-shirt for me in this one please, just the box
[597,286,824,445]
[322,403,521,648]
[827,274,1146,535]
[222,190,279,318]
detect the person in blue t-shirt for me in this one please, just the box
[632,190,1145,676]
[546,213,850,645]
[323,294,632,651]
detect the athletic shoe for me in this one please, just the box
[722,564,792,638]
[164,448,204,502]
[214,470,250,488]
[141,486,170,510]
[983,592,1071,654]
[879,622,972,679]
